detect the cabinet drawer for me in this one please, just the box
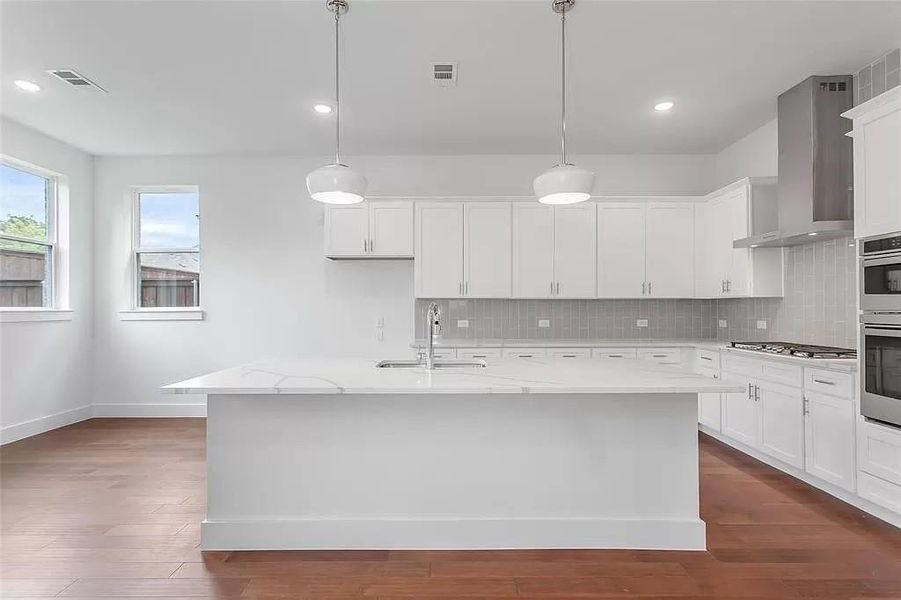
[502,348,547,359]
[858,420,901,486]
[592,348,638,360]
[638,348,682,365]
[804,367,853,398]
[759,361,803,388]
[858,471,901,514]
[722,354,761,378]
[458,348,502,361]
[695,349,721,370]
[549,348,591,360]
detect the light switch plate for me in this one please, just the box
[718,319,728,329]
[636,319,649,328]
[456,319,469,328]
[756,320,768,330]
[538,319,550,328]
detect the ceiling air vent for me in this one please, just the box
[47,69,108,93]
[431,63,457,87]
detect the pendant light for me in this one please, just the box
[306,0,367,205]
[533,0,594,205]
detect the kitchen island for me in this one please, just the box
[164,358,741,551]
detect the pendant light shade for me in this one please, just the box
[533,164,595,205]
[307,164,367,205]
[534,0,594,204]
[307,0,367,205]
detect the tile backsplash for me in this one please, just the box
[416,236,858,349]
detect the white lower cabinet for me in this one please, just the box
[804,391,856,492]
[758,382,805,469]
[856,419,901,514]
[697,366,721,432]
[722,381,759,447]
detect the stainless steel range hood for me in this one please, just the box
[734,75,854,248]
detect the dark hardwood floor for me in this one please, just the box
[1,418,899,599]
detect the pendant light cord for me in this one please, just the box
[560,9,567,166]
[334,9,341,165]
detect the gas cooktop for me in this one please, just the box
[730,341,857,360]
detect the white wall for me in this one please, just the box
[0,118,94,442]
[713,119,778,187]
[91,153,714,414]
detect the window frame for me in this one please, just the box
[130,185,202,314]
[0,156,59,310]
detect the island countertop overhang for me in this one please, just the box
[162,358,744,396]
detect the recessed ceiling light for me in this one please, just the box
[750,244,759,248]
[14,80,41,93]
[808,232,818,236]
[313,104,332,115]
[654,101,674,112]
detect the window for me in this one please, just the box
[134,187,200,309]
[0,161,56,308]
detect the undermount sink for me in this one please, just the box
[376,359,486,369]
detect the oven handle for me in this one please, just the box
[862,254,901,267]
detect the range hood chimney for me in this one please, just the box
[734,75,854,248]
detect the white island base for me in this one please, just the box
[203,390,705,551]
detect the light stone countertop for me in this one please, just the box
[162,357,744,396]
[411,338,858,371]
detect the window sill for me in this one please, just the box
[119,308,205,321]
[0,309,73,323]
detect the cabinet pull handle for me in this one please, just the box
[803,396,809,415]
[721,280,726,293]
[648,282,652,295]
[363,239,367,253]
[754,385,760,402]
[652,354,668,358]
[642,281,646,295]
[520,354,533,358]
[465,281,469,295]
[726,280,731,292]
[700,356,712,361]
[459,282,463,295]
[369,239,373,252]
[472,354,486,358]
[556,282,560,295]
[562,354,577,358]
[550,281,554,295]
[813,378,835,386]
[748,383,753,399]
[608,354,623,358]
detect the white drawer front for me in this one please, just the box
[858,420,901,486]
[858,471,901,514]
[722,354,762,378]
[695,349,721,370]
[458,348,502,361]
[549,348,591,360]
[804,367,853,398]
[502,348,547,359]
[638,348,681,365]
[592,348,638,360]
[759,361,803,388]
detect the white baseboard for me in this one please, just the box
[700,425,901,529]
[1,405,93,445]
[92,403,207,418]
[201,517,707,551]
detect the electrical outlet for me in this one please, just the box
[756,320,768,330]
[538,319,550,328]
[636,319,649,328]
[456,319,469,328]
[718,319,728,329]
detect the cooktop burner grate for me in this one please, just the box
[730,341,857,359]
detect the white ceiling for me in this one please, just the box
[2,0,900,157]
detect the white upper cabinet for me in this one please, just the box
[597,204,645,297]
[369,201,414,257]
[696,180,783,298]
[598,202,694,298]
[415,202,465,297]
[324,200,413,259]
[843,87,901,239]
[512,204,555,298]
[554,204,596,298]
[416,202,512,298]
[512,203,595,298]
[645,203,695,297]
[464,202,512,298]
